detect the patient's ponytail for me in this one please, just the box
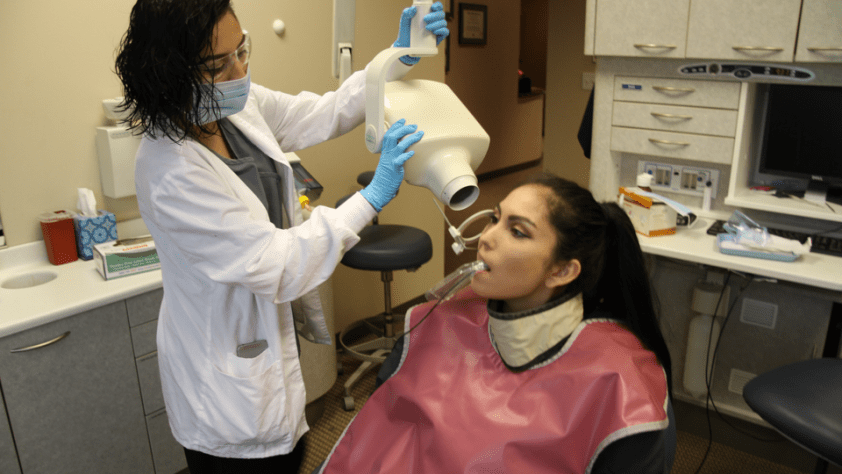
[599,202,672,393]
[519,173,672,393]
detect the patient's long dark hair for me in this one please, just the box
[522,173,672,393]
[115,0,233,142]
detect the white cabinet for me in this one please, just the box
[609,76,741,165]
[593,0,690,58]
[795,0,842,63]
[685,0,802,61]
[587,0,836,62]
[0,301,153,474]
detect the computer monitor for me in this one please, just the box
[754,83,842,205]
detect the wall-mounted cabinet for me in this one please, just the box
[685,0,802,61]
[795,0,842,62]
[592,0,690,58]
[586,0,842,63]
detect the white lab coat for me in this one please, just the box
[134,64,408,458]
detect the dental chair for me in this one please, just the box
[743,358,842,474]
[336,171,433,411]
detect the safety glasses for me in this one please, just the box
[200,31,251,82]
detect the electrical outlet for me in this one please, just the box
[728,368,756,395]
[582,72,595,90]
[637,161,720,198]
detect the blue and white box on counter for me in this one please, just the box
[73,210,118,260]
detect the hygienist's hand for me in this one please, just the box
[360,119,423,212]
[394,2,450,66]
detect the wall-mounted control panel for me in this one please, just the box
[638,161,721,198]
[679,63,814,82]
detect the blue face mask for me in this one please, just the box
[195,70,251,125]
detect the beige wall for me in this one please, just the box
[0,0,445,331]
[544,0,594,188]
[0,0,590,327]
[520,0,549,90]
[446,0,544,176]
[443,0,592,184]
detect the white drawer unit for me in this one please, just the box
[614,76,741,108]
[610,76,740,164]
[611,127,735,164]
[612,101,738,137]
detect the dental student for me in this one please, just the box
[320,173,674,473]
[114,0,448,471]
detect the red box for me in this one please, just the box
[39,210,78,265]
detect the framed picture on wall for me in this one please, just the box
[458,3,487,45]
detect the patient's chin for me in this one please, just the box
[469,279,495,299]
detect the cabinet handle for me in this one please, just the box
[732,46,784,52]
[651,112,693,120]
[11,331,70,353]
[649,138,690,147]
[634,44,677,50]
[652,85,695,94]
[807,47,842,52]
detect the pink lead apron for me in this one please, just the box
[321,289,669,473]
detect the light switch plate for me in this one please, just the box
[582,72,595,90]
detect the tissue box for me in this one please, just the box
[619,187,677,237]
[73,210,118,260]
[93,236,160,280]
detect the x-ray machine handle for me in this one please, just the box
[365,0,438,153]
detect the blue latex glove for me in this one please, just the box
[394,1,450,66]
[360,119,424,212]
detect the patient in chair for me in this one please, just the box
[319,173,675,474]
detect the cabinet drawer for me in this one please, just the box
[612,102,738,137]
[610,127,734,164]
[137,352,165,415]
[614,76,741,109]
[146,409,188,474]
[131,319,157,357]
[126,289,163,327]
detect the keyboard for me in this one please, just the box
[706,220,842,258]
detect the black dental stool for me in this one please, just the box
[743,358,842,474]
[336,172,433,411]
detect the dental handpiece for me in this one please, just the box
[425,260,488,302]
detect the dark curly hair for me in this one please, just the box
[115,0,234,142]
[521,172,672,393]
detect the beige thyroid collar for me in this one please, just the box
[488,293,584,369]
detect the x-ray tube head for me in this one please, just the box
[383,80,489,210]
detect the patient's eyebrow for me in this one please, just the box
[494,204,537,229]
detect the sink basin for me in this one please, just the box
[1,271,58,289]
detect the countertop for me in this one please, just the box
[639,216,842,296]
[0,241,162,338]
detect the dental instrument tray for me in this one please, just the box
[716,234,799,263]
